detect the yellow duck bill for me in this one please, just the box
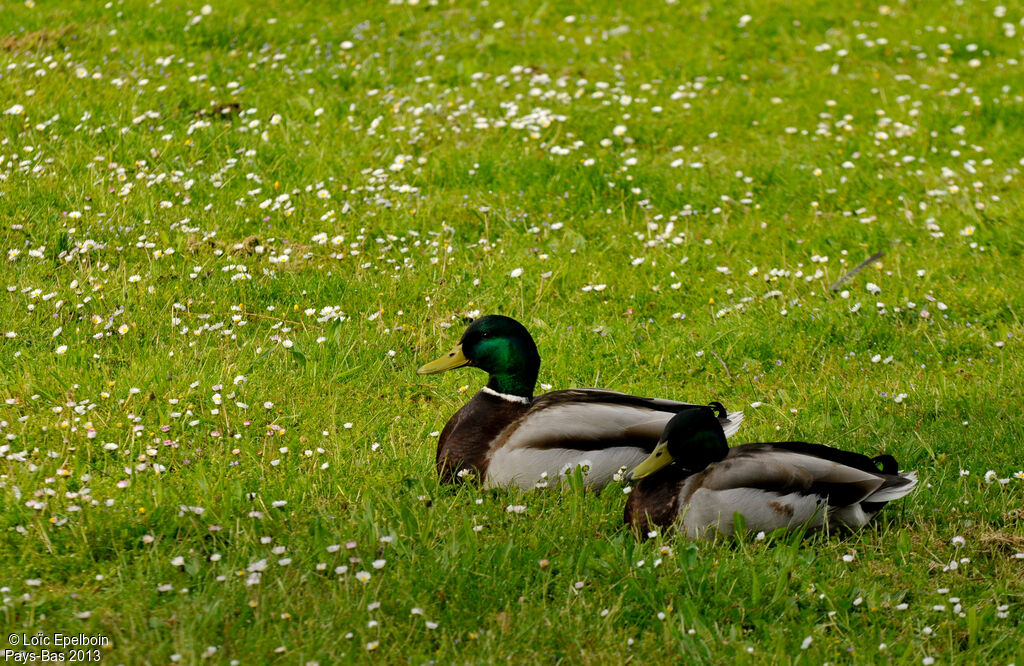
[417,344,470,375]
[627,441,675,480]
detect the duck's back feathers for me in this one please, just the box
[626,440,916,538]
[501,389,742,452]
[700,444,886,507]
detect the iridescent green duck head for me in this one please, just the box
[417,315,541,399]
[627,407,729,480]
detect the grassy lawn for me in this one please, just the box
[2,0,1023,662]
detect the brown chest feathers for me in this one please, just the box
[624,467,686,535]
[435,391,528,484]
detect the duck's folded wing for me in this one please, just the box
[500,389,742,453]
[705,446,885,506]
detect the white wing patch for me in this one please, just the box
[830,504,871,529]
[486,446,649,491]
[682,487,827,538]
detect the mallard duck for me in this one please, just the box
[416,315,743,490]
[625,408,917,538]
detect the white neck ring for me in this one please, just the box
[481,386,530,404]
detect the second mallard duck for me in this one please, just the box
[624,408,917,538]
[417,315,743,490]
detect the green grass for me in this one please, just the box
[1,0,1023,662]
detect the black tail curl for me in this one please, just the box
[872,454,899,475]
